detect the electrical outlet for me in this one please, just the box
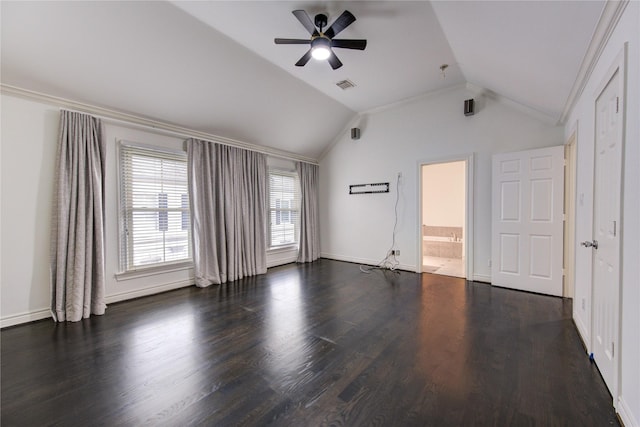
[395,250,400,256]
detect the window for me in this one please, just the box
[119,143,191,272]
[268,170,300,248]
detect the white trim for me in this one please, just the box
[115,262,193,281]
[320,253,417,273]
[573,311,592,354]
[105,278,193,304]
[472,274,491,283]
[617,396,639,427]
[318,112,361,161]
[363,83,467,116]
[267,252,298,268]
[320,84,469,161]
[559,0,630,124]
[0,84,317,164]
[564,129,578,299]
[465,83,557,125]
[1,308,51,329]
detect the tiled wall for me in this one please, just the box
[422,225,463,240]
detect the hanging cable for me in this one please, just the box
[360,173,401,274]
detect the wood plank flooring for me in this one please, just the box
[1,259,619,426]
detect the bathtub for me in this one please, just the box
[423,236,463,258]
[422,225,464,259]
[423,236,459,242]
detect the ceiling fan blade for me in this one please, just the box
[292,10,318,36]
[331,39,367,50]
[327,51,343,70]
[275,38,311,45]
[295,50,313,67]
[324,10,356,39]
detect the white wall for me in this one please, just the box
[422,161,465,228]
[319,85,563,280]
[565,2,639,425]
[1,93,298,327]
[1,95,59,325]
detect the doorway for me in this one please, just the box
[421,160,467,278]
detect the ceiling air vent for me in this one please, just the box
[336,79,356,90]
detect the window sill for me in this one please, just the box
[115,261,193,281]
[268,245,299,254]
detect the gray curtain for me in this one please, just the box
[50,110,106,322]
[296,161,320,262]
[187,138,267,287]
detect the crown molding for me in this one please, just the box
[0,84,318,164]
[559,0,630,125]
[465,82,558,125]
[361,83,468,116]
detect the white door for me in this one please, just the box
[589,62,623,396]
[491,146,564,296]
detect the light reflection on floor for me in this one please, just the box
[266,274,307,377]
[423,256,465,278]
[123,312,200,422]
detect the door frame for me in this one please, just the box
[564,128,577,298]
[417,154,474,280]
[589,44,626,406]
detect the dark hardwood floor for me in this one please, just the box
[2,259,618,426]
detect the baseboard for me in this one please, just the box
[572,311,591,353]
[105,278,194,304]
[1,308,51,328]
[618,396,639,427]
[472,273,491,283]
[320,252,417,272]
[2,279,196,328]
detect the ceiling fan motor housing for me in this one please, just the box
[314,14,328,30]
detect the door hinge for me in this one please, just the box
[613,220,616,237]
[612,342,615,358]
[616,97,619,113]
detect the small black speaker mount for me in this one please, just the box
[464,98,475,116]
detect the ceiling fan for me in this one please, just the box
[274,10,367,70]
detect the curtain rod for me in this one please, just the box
[1,84,318,165]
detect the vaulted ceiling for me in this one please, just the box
[1,1,604,159]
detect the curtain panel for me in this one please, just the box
[296,161,320,263]
[50,110,106,322]
[187,139,267,287]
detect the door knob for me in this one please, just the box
[581,240,599,249]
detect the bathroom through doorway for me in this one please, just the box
[421,160,467,278]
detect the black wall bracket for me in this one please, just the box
[349,182,390,195]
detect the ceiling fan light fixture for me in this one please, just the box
[311,38,331,60]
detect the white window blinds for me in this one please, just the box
[119,143,191,272]
[268,170,300,248]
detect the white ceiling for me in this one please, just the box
[1,1,605,159]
